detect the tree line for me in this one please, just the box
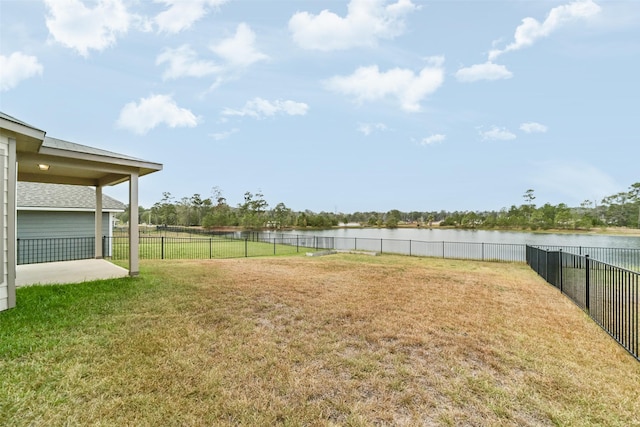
[118,182,640,230]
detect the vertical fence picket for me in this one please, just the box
[585,255,590,312]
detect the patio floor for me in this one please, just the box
[16,259,129,287]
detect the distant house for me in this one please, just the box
[17,182,125,264]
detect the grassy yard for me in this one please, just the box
[1,254,639,426]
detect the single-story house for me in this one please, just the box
[1,111,162,312]
[17,182,126,264]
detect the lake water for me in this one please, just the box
[268,227,640,249]
[259,227,640,269]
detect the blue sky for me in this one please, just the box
[2,0,639,213]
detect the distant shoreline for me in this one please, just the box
[156,224,640,238]
[332,224,640,238]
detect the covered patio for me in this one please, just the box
[16,259,129,287]
[1,112,162,310]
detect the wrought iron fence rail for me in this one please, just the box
[18,235,640,272]
[17,237,96,265]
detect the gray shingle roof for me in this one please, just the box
[17,182,126,211]
[0,112,45,132]
[43,136,146,162]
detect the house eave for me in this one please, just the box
[38,145,163,177]
[18,207,124,213]
[0,115,46,153]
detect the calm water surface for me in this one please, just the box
[272,228,640,249]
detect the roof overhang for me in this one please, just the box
[2,112,162,188]
[15,138,162,187]
[0,114,46,153]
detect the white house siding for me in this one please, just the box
[0,135,8,311]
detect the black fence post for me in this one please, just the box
[273,238,276,255]
[409,240,412,257]
[245,238,248,257]
[585,255,590,312]
[380,239,383,254]
[161,236,165,260]
[559,249,563,294]
[545,249,549,282]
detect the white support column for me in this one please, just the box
[95,185,103,259]
[7,138,16,309]
[129,172,139,276]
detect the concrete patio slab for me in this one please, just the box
[16,259,129,287]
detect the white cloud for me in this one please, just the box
[44,0,131,56]
[210,128,238,141]
[324,57,445,112]
[520,122,548,133]
[156,23,268,89]
[222,98,309,119]
[455,62,513,83]
[357,122,388,136]
[489,0,602,60]
[210,23,268,69]
[289,0,419,51]
[480,126,517,141]
[0,52,43,91]
[156,45,220,80]
[154,0,229,33]
[421,134,446,145]
[116,94,199,134]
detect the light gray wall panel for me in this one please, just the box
[17,211,110,238]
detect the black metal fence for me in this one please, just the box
[260,234,640,270]
[18,232,640,273]
[527,244,640,272]
[105,235,327,260]
[307,236,528,262]
[527,245,639,361]
[17,237,96,264]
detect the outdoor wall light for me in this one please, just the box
[38,164,50,171]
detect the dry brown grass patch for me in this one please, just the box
[2,254,639,426]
